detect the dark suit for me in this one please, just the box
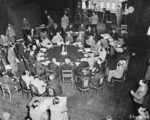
[28,54,35,65]
[49,25,62,37]
[28,55,36,75]
[62,63,72,70]
[48,62,61,78]
[91,72,102,86]
[76,73,91,88]
[35,60,45,73]
[48,62,58,71]
[93,61,106,74]
[74,61,89,76]
[15,43,24,59]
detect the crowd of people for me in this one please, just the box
[0,4,149,120]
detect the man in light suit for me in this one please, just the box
[130,79,148,116]
[7,44,18,74]
[107,60,126,82]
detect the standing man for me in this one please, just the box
[21,17,30,46]
[115,4,123,27]
[61,14,69,32]
[43,10,48,25]
[130,79,148,117]
[90,12,98,30]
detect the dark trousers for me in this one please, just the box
[133,101,142,116]
[22,29,30,47]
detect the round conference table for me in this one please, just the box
[46,45,84,62]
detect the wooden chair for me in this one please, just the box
[45,69,54,82]
[104,67,109,80]
[29,84,46,97]
[19,79,31,99]
[77,77,91,97]
[37,69,46,78]
[46,86,56,97]
[111,71,126,87]
[121,24,128,36]
[62,69,74,86]
[4,64,13,77]
[90,75,105,95]
[0,82,18,101]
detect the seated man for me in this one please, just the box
[74,57,89,77]
[87,53,96,70]
[92,58,106,75]
[86,35,95,48]
[75,32,85,44]
[62,58,72,70]
[98,46,107,61]
[22,71,34,89]
[48,58,61,78]
[0,76,19,91]
[29,100,45,120]
[107,60,126,82]
[78,23,86,32]
[35,55,46,74]
[91,73,104,87]
[117,37,125,47]
[28,51,37,75]
[76,69,92,88]
[41,37,53,48]
[47,74,62,96]
[52,32,64,46]
[65,32,73,44]
[50,97,68,120]
[30,76,47,94]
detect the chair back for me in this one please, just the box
[29,84,39,96]
[20,79,28,90]
[121,25,127,31]
[62,69,72,78]
[82,77,90,88]
[104,60,108,70]
[104,67,109,76]
[1,83,10,93]
[37,69,46,77]
[46,86,56,96]
[98,75,105,86]
[46,70,54,81]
